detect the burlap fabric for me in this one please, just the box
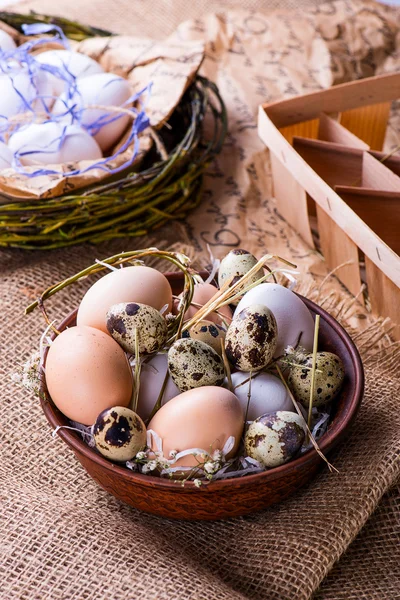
[1,0,400,598]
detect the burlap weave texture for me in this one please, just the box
[1,0,400,599]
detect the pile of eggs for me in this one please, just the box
[45,249,345,479]
[0,27,133,170]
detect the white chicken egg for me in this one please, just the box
[230,371,293,421]
[0,71,37,120]
[58,124,102,163]
[8,122,102,166]
[8,121,63,165]
[0,29,17,51]
[235,283,315,356]
[136,353,180,422]
[34,50,104,96]
[53,72,131,152]
[32,69,60,111]
[0,141,13,170]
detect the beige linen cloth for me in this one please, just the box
[1,0,399,598]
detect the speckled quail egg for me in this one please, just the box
[288,351,345,407]
[182,320,226,356]
[225,304,277,371]
[245,411,306,468]
[231,371,293,421]
[218,249,263,305]
[93,406,146,462]
[168,338,225,392]
[106,302,167,355]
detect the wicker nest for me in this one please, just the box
[0,12,227,250]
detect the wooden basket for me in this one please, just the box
[258,72,400,340]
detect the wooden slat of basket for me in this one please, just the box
[366,257,400,340]
[336,188,400,255]
[339,103,391,151]
[262,72,400,129]
[279,119,319,145]
[361,152,400,190]
[316,205,363,301]
[270,153,315,248]
[292,137,364,188]
[318,113,369,149]
[369,150,400,177]
[291,137,364,297]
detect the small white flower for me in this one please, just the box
[204,461,216,474]
[169,450,178,459]
[126,461,138,471]
[284,345,296,356]
[135,451,146,460]
[212,449,223,462]
[147,460,157,471]
[193,479,202,488]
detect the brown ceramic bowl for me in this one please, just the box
[40,272,364,520]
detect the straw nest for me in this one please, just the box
[0,12,227,250]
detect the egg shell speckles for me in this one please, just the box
[168,338,225,392]
[93,406,146,462]
[106,302,167,355]
[245,411,306,468]
[288,351,345,407]
[235,283,315,357]
[225,304,277,371]
[218,249,263,305]
[182,320,226,356]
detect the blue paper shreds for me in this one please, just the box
[0,23,152,179]
[21,23,71,50]
[11,84,151,177]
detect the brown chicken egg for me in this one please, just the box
[77,266,173,334]
[177,283,232,326]
[148,386,244,467]
[45,326,133,425]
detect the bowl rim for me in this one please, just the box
[40,283,364,491]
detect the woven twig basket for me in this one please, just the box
[0,12,227,250]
